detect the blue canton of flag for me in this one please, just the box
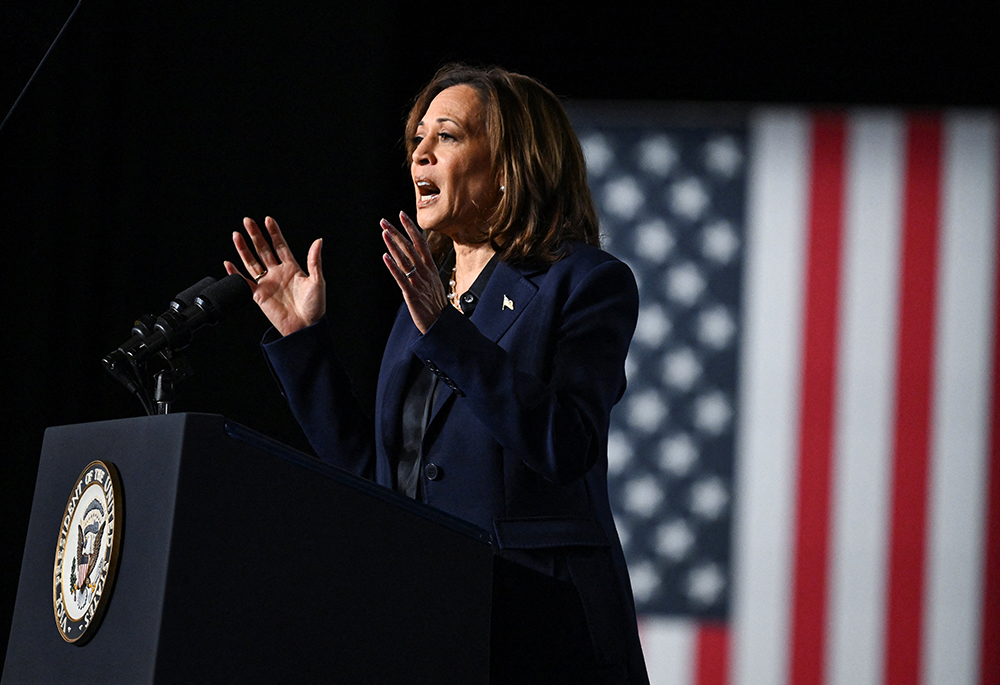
[571,109,748,619]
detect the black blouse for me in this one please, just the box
[395,252,500,499]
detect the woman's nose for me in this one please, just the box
[412,138,434,165]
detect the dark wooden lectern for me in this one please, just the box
[4,414,494,683]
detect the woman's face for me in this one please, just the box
[410,85,496,241]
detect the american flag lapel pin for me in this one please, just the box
[503,295,514,311]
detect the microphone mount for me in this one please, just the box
[102,274,250,415]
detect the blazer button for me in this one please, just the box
[424,463,443,481]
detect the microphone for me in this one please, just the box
[125,274,251,364]
[114,276,217,358]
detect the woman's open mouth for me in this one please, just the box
[415,180,440,207]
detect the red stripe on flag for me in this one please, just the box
[982,168,1000,685]
[884,114,943,685]
[695,623,729,685]
[789,112,847,685]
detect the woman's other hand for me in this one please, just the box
[382,211,447,334]
[225,216,326,337]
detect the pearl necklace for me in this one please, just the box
[447,265,462,312]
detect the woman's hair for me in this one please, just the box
[404,64,600,265]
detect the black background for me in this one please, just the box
[1,0,996,666]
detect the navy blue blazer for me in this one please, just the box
[263,241,648,683]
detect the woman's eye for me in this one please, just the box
[439,131,455,141]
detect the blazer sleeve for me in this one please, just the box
[409,257,638,485]
[261,318,376,479]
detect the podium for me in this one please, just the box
[3,414,494,683]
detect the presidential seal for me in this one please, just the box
[52,460,123,644]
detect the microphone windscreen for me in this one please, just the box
[197,273,251,320]
[172,276,217,309]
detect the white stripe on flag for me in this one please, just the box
[827,110,904,685]
[731,109,810,685]
[641,618,697,685]
[924,112,999,685]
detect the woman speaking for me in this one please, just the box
[226,64,649,684]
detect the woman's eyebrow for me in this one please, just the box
[416,116,463,128]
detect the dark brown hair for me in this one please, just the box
[405,64,600,265]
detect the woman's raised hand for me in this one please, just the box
[225,216,325,337]
[382,211,447,334]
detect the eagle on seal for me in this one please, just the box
[76,520,106,590]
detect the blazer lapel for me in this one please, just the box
[424,262,544,430]
[469,261,541,342]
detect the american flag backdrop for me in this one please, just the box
[570,106,1000,685]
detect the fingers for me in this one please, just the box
[224,260,257,290]
[382,251,424,317]
[232,230,266,279]
[236,215,309,279]
[306,238,324,282]
[382,245,443,335]
[381,219,418,277]
[381,213,433,276]
[242,217,275,267]
[399,211,433,267]
[265,216,296,263]
[381,214,445,334]
[381,223,419,300]
[382,251,408,285]
[243,216,294,269]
